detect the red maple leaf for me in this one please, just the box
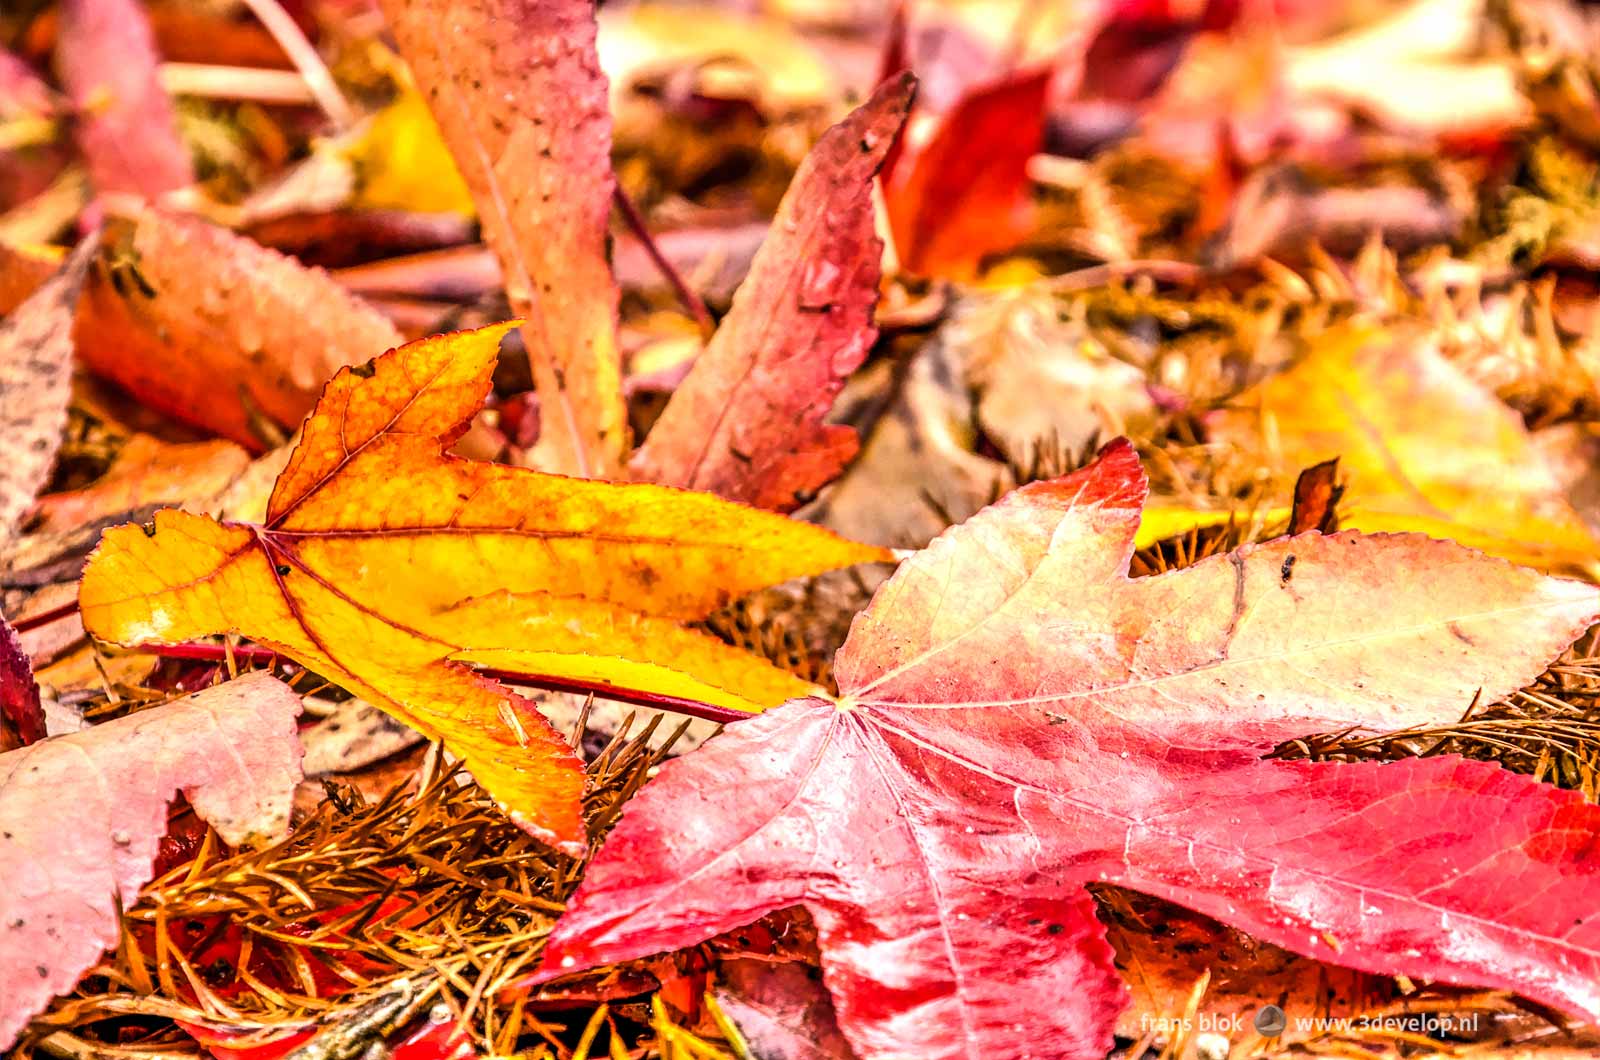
[885,68,1051,279]
[540,439,1600,1059]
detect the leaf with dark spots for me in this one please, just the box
[540,439,1600,1060]
[0,236,95,542]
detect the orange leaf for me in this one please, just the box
[32,434,249,534]
[79,323,891,852]
[379,0,626,478]
[75,205,404,449]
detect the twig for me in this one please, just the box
[10,599,80,633]
[1043,258,1204,293]
[136,640,752,726]
[612,185,715,338]
[158,63,318,107]
[237,0,356,127]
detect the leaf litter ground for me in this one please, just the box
[13,0,1600,1057]
[19,503,1600,1060]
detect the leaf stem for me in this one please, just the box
[612,185,716,339]
[11,600,81,634]
[134,640,751,726]
[237,0,356,127]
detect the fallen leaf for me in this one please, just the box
[955,286,1157,465]
[806,340,1005,549]
[539,439,1600,1060]
[1132,503,1292,550]
[345,87,476,218]
[208,442,294,523]
[630,75,912,511]
[1287,458,1342,535]
[807,282,1156,548]
[380,0,627,478]
[74,205,405,448]
[886,67,1051,278]
[714,958,859,1060]
[0,235,94,541]
[0,616,45,752]
[0,240,58,316]
[55,0,193,199]
[1204,167,1463,269]
[0,672,303,1051]
[299,698,425,778]
[1283,0,1530,137]
[79,322,891,852]
[1077,2,1206,106]
[32,434,250,534]
[1209,324,1600,573]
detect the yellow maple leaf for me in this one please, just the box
[1207,324,1600,573]
[79,322,890,852]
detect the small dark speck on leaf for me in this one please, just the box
[1280,554,1296,583]
[141,523,158,537]
[276,564,291,576]
[350,361,377,379]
